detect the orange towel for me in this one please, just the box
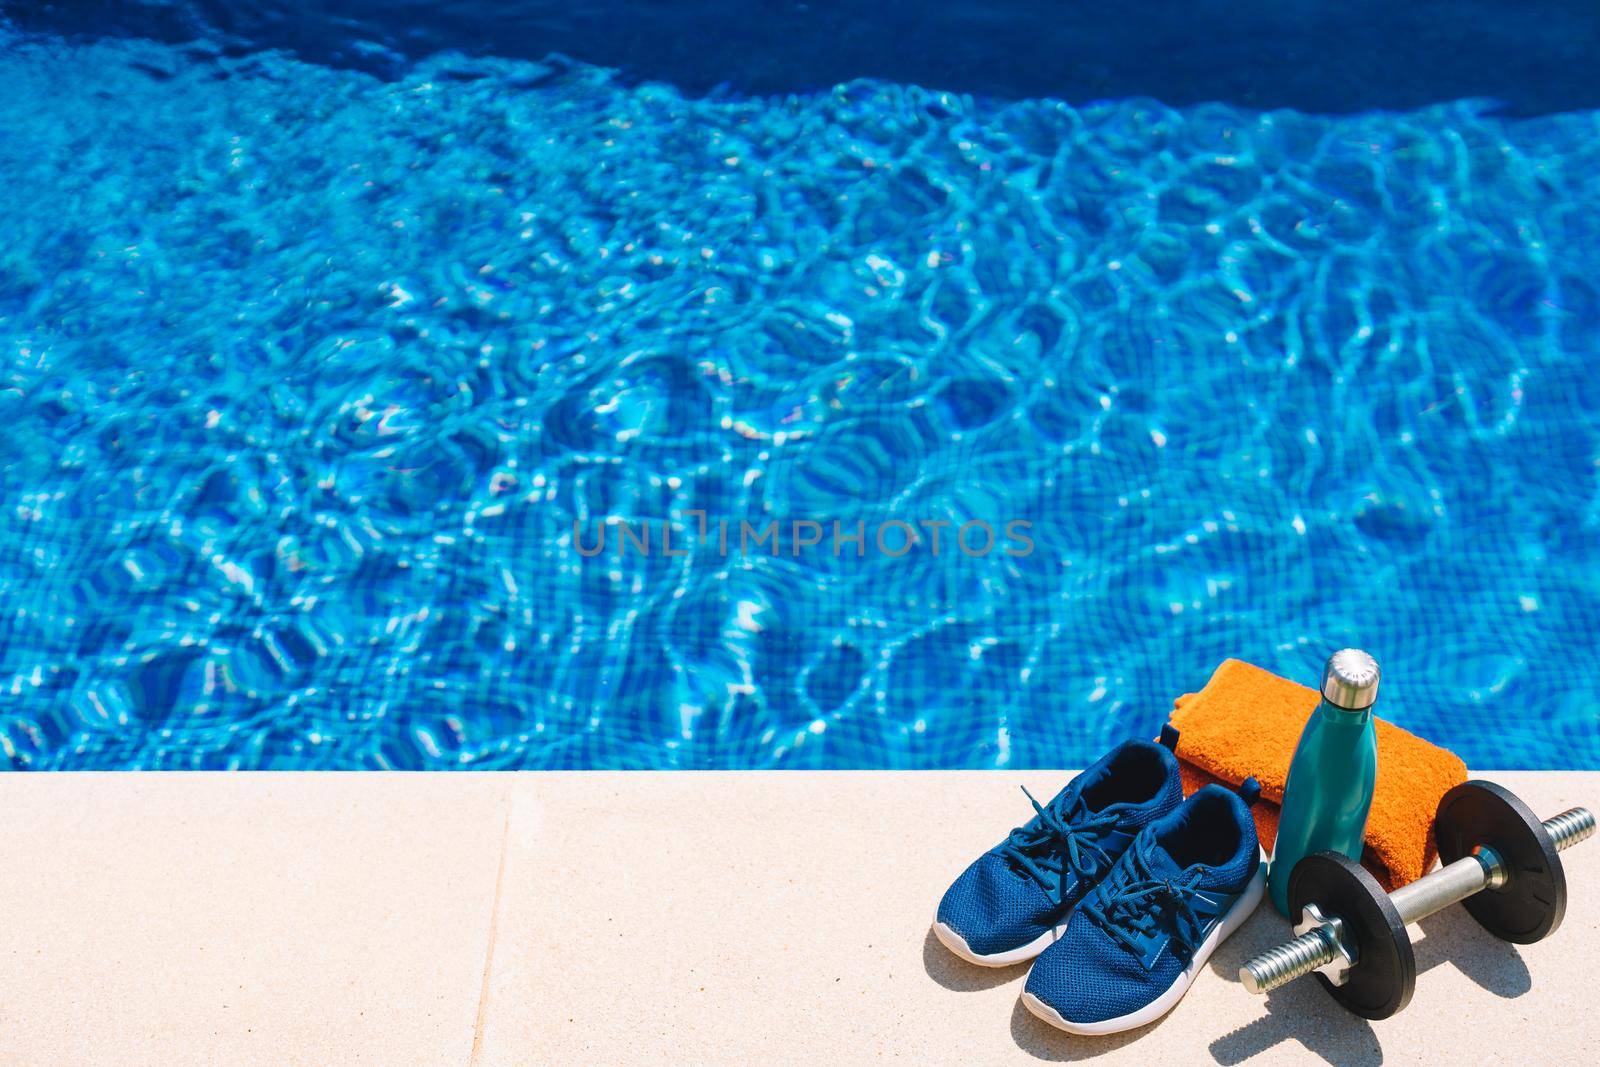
[1168,658,1467,891]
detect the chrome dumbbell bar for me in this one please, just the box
[1243,804,1594,994]
[1239,782,1594,1018]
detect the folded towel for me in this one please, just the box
[1168,658,1467,890]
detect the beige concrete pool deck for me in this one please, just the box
[1,771,1595,1065]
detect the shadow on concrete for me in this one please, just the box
[1412,909,1531,999]
[1008,995,1174,1062]
[1199,892,1540,1065]
[1201,906,1386,1065]
[1206,983,1385,1064]
[921,927,1029,993]
[922,874,1538,1060]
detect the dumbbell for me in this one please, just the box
[1239,780,1594,1018]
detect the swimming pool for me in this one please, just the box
[1,3,1597,770]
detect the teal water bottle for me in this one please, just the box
[1267,649,1381,917]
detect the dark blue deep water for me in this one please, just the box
[1,3,1597,769]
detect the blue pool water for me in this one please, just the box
[1,5,1597,770]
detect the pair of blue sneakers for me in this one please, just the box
[933,730,1265,1035]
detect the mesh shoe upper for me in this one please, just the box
[936,738,1183,957]
[1024,783,1260,1023]
[937,852,1059,955]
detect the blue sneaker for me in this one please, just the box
[1021,781,1265,1034]
[932,737,1184,967]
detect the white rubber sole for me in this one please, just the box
[931,918,1068,968]
[1020,860,1267,1035]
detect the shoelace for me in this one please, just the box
[1084,842,1205,960]
[996,786,1119,904]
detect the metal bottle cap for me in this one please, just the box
[1321,649,1380,710]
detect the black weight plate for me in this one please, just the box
[1289,851,1416,1019]
[1435,780,1565,944]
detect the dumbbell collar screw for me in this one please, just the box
[1294,903,1357,987]
[1470,844,1508,891]
[1242,802,1594,1000]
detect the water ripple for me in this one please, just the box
[0,32,1596,769]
